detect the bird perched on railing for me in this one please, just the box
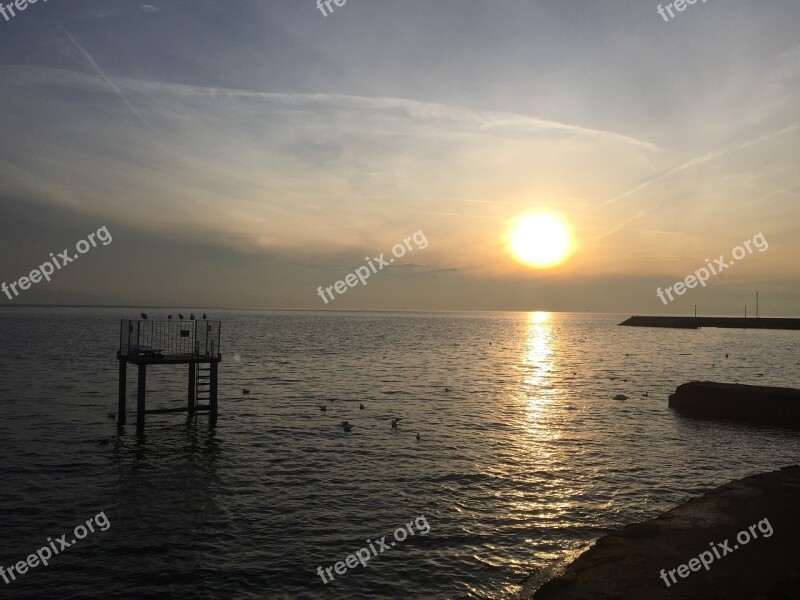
[140,313,148,319]
[202,313,207,319]
[168,315,173,320]
[178,313,185,319]
[190,313,195,320]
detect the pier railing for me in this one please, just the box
[119,320,221,360]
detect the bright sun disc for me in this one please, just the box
[509,213,572,268]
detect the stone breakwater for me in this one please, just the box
[669,381,800,429]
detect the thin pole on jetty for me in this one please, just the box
[116,319,222,433]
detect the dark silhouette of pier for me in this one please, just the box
[619,316,800,330]
[117,319,222,433]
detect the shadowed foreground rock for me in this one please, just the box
[668,381,800,429]
[533,466,800,599]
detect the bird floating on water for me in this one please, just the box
[642,392,649,397]
[444,387,450,392]
[416,433,420,441]
[614,394,628,400]
[242,388,250,396]
[391,418,402,429]
[319,406,327,412]
[359,403,365,410]
[341,421,353,432]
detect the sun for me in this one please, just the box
[508,213,574,268]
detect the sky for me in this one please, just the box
[0,0,798,314]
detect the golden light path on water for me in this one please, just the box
[468,312,588,599]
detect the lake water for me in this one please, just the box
[1,308,799,599]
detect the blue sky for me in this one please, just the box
[1,0,798,313]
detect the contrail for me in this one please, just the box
[602,120,800,207]
[60,26,154,130]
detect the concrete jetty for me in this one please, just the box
[668,381,800,429]
[619,316,800,330]
[533,466,800,599]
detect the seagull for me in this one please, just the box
[319,406,327,412]
[341,421,353,432]
[178,313,185,319]
[140,313,148,319]
[242,388,250,396]
[190,313,195,320]
[416,433,420,441]
[359,403,365,410]
[391,418,402,429]
[202,313,207,319]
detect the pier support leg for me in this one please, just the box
[209,360,218,428]
[188,361,196,418]
[118,360,127,426]
[137,364,147,434]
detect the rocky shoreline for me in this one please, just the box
[532,466,800,599]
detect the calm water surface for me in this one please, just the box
[1,308,799,599]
